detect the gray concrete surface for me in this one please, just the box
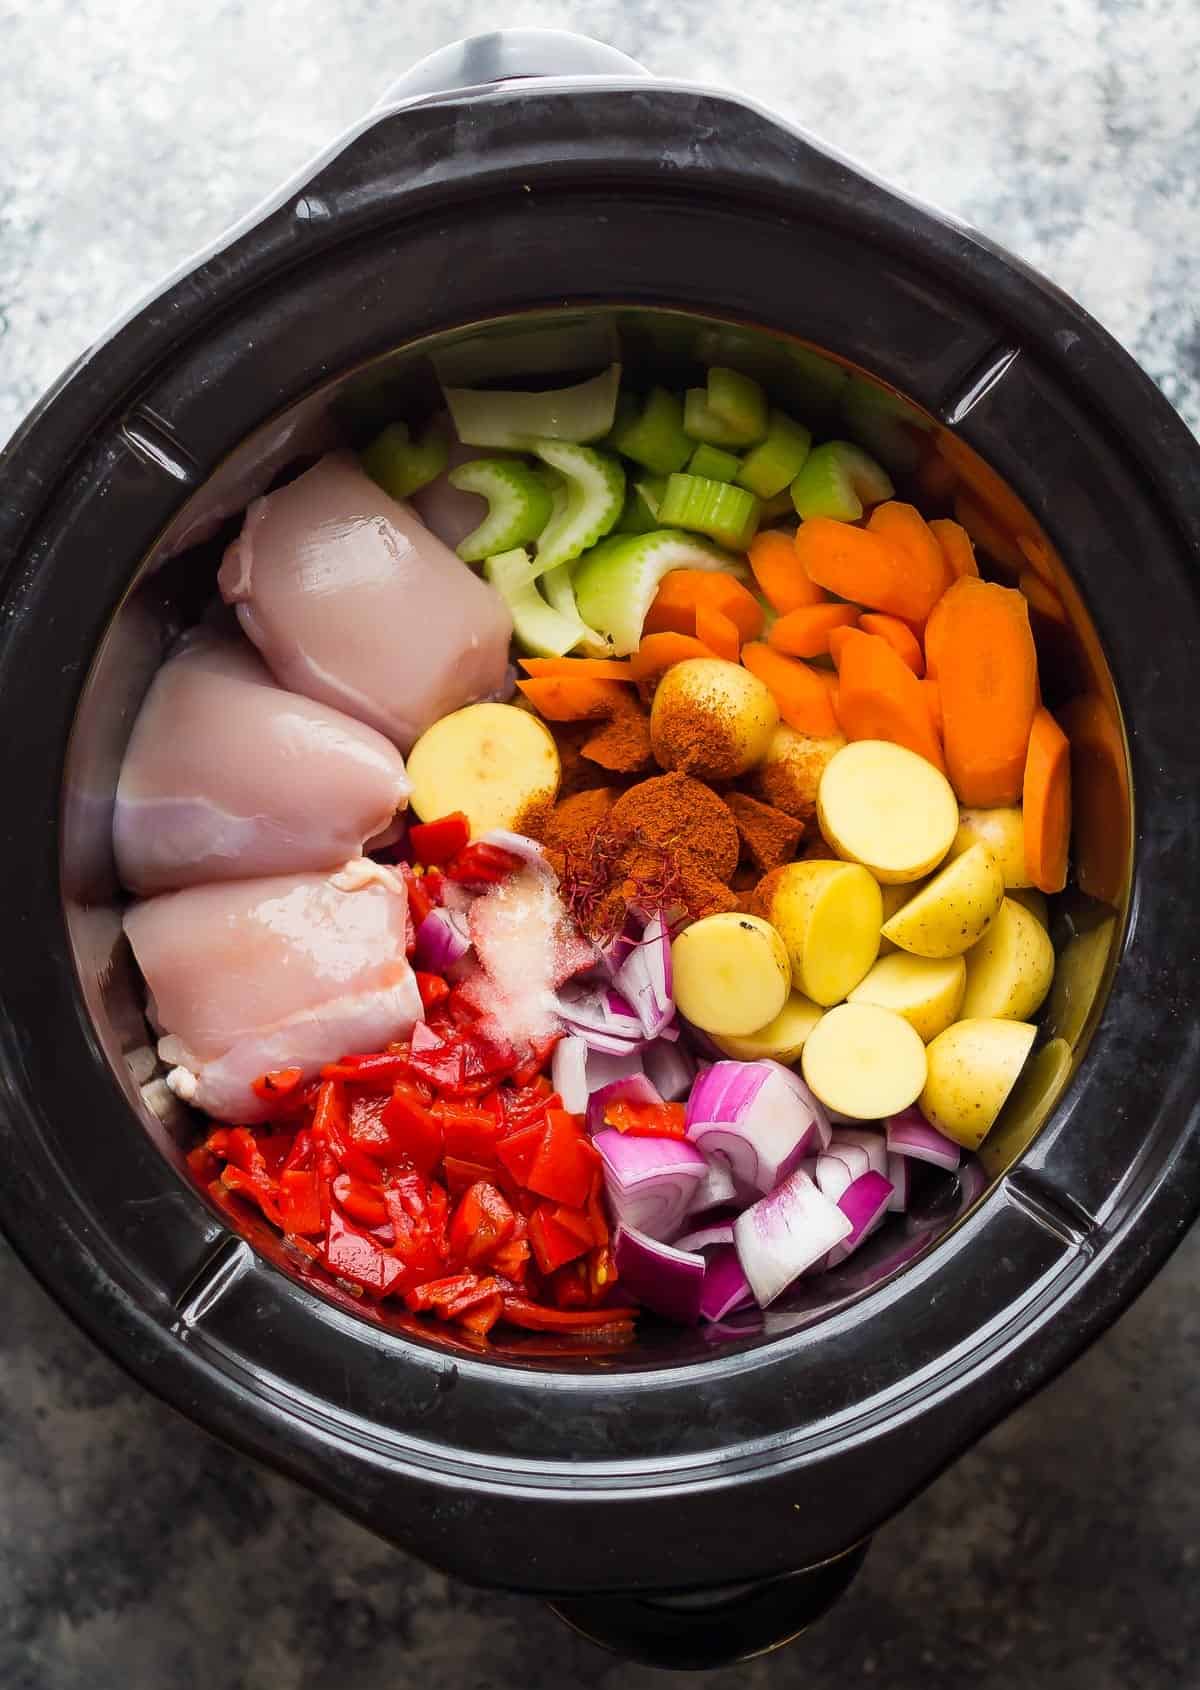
[1,3,1198,1686]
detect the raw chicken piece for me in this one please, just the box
[124,861,421,1122]
[219,451,512,752]
[114,632,410,895]
[410,431,489,552]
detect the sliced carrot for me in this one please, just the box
[833,630,946,771]
[1023,708,1071,895]
[768,602,859,659]
[794,517,942,623]
[931,578,1039,805]
[827,624,858,670]
[747,530,825,614]
[628,631,718,682]
[922,678,943,736]
[867,502,953,603]
[516,677,629,721]
[1058,693,1127,905]
[644,569,765,641]
[858,612,924,676]
[742,642,839,737]
[928,518,979,581]
[519,657,636,680]
[695,602,742,663]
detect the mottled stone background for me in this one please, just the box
[1,3,1198,1687]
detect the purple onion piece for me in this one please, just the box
[886,1151,910,1213]
[829,1126,888,1179]
[413,907,471,973]
[734,1168,853,1306]
[885,1108,962,1170]
[613,1225,705,1324]
[642,1037,695,1102]
[593,1128,706,1243]
[699,1246,755,1322]
[585,1074,664,1139]
[674,1220,736,1253]
[814,1143,871,1204]
[614,908,674,1039]
[687,1060,830,1197]
[824,1170,895,1268]
[688,1157,738,1215]
[551,1035,589,1115]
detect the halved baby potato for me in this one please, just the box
[1008,886,1050,930]
[847,952,967,1043]
[713,990,824,1063]
[817,739,959,883]
[877,878,925,956]
[881,842,1004,959]
[766,859,883,1007]
[407,702,560,837]
[802,1002,928,1120]
[672,912,791,1037]
[960,897,1055,1021]
[919,1017,1037,1148]
[947,806,1031,888]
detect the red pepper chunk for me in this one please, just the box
[332,1172,390,1230]
[603,1100,688,1139]
[409,813,471,866]
[321,1052,411,1087]
[278,1169,323,1236]
[448,1180,515,1268]
[526,1110,596,1209]
[380,1083,443,1173]
[495,1121,545,1186]
[528,1205,590,1275]
[444,841,522,886]
[415,971,450,1013]
[499,1296,639,1333]
[435,1101,500,1165]
[323,1208,407,1297]
[251,1067,304,1104]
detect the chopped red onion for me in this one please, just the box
[478,828,552,873]
[699,1246,755,1322]
[585,1074,664,1139]
[593,1128,706,1241]
[886,1151,910,1213]
[734,1168,853,1306]
[411,1021,445,1055]
[613,1225,704,1324]
[686,1060,830,1197]
[614,909,675,1039]
[674,1220,736,1252]
[657,1021,681,1043]
[601,912,641,976]
[413,907,471,972]
[551,1035,589,1114]
[885,1108,962,1170]
[825,1169,895,1267]
[829,1126,888,1180]
[585,1047,645,1090]
[814,1143,871,1203]
[688,1158,738,1214]
[555,984,646,1055]
[642,1037,695,1102]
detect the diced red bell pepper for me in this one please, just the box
[405,1037,468,1094]
[404,1272,482,1314]
[444,841,522,886]
[250,1067,304,1104]
[186,1143,220,1183]
[499,1296,639,1333]
[380,1083,443,1174]
[500,1074,554,1127]
[551,1261,592,1308]
[282,1127,316,1174]
[550,1204,595,1248]
[495,1121,545,1186]
[448,1180,515,1268]
[442,1155,497,1195]
[218,1163,282,1226]
[320,1051,411,1087]
[383,1181,446,1282]
[435,1102,500,1164]
[457,1293,504,1335]
[400,863,435,927]
[511,1033,562,1088]
[415,971,451,1012]
[528,1205,591,1275]
[525,1110,596,1209]
[332,1172,390,1230]
[323,1208,407,1297]
[604,1100,688,1139]
[218,1126,272,1180]
[311,1083,386,1183]
[278,1169,323,1236]
[489,1227,531,1282]
[409,813,471,866]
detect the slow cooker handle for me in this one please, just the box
[547,1540,870,1670]
[371,28,650,109]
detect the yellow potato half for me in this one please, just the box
[713,991,824,1064]
[960,898,1055,1021]
[878,879,925,956]
[651,658,778,779]
[881,843,1004,959]
[766,860,883,1007]
[406,702,560,837]
[672,912,791,1037]
[801,1003,928,1120]
[847,953,967,1043]
[919,1018,1037,1148]
[817,740,959,883]
[947,807,1031,888]
[752,722,846,822]
[1008,886,1050,930]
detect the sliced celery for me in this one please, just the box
[614,476,668,534]
[736,410,812,498]
[483,549,583,657]
[448,458,555,563]
[361,422,449,499]
[601,390,641,449]
[610,387,693,475]
[789,440,894,521]
[706,367,769,445]
[574,530,741,656]
[683,388,752,450]
[541,563,612,657]
[658,472,762,550]
[531,440,626,572]
[442,363,622,449]
[687,443,741,483]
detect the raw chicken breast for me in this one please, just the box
[124,861,421,1122]
[114,632,410,895]
[218,451,512,752]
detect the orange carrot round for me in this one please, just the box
[516,676,630,721]
[695,602,741,663]
[858,612,924,675]
[519,657,636,680]
[794,516,942,623]
[748,530,825,614]
[1023,707,1071,894]
[767,602,859,659]
[741,642,839,737]
[867,502,953,603]
[644,569,765,641]
[928,517,979,581]
[628,631,718,682]
[833,630,946,770]
[933,578,1039,805]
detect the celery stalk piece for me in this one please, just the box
[601,390,641,449]
[687,443,741,483]
[442,363,622,449]
[530,440,626,572]
[683,388,754,449]
[610,386,693,475]
[361,423,449,499]
[483,549,585,657]
[448,459,556,563]
[541,564,613,657]
[706,367,769,445]
[789,440,894,521]
[614,476,668,535]
[574,530,742,656]
[658,472,762,551]
[758,490,797,522]
[736,410,813,498]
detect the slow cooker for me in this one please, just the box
[1,29,1198,1670]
